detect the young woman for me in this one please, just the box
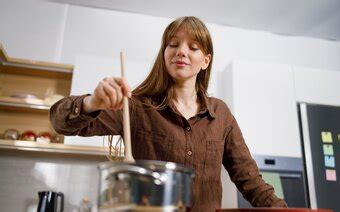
[50,16,287,211]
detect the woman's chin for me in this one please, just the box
[171,75,197,84]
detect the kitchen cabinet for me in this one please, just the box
[0,43,108,156]
[219,60,301,157]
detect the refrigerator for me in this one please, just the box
[299,103,340,211]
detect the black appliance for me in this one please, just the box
[38,191,64,212]
[237,155,308,208]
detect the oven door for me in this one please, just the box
[237,170,308,208]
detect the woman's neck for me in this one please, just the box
[172,80,201,120]
[172,81,198,106]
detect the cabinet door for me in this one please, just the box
[222,60,301,157]
[293,66,340,106]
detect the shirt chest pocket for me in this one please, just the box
[205,140,225,167]
[132,129,174,161]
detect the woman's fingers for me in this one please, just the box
[115,86,123,108]
[108,81,123,108]
[101,81,117,109]
[97,82,112,108]
[114,78,132,97]
[92,77,131,110]
[102,77,128,109]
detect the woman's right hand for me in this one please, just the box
[83,77,131,113]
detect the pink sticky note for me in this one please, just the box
[326,169,337,181]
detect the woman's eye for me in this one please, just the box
[190,46,199,51]
[168,43,178,47]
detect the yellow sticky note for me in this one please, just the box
[323,144,334,155]
[321,131,333,143]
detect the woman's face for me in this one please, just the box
[164,27,211,84]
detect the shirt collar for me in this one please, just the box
[165,92,216,120]
[198,92,216,119]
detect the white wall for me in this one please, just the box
[1,1,340,93]
[293,66,340,107]
[59,5,340,95]
[0,0,68,61]
[226,61,301,157]
[61,6,168,64]
[59,4,340,71]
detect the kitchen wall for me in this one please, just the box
[0,0,68,61]
[1,0,340,90]
[0,151,103,211]
[1,0,340,209]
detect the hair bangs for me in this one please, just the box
[164,17,211,55]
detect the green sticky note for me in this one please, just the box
[323,144,334,155]
[261,172,284,199]
[321,131,333,143]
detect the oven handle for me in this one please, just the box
[278,173,302,179]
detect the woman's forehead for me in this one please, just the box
[169,26,199,42]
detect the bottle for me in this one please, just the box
[79,197,91,212]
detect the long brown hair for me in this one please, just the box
[132,16,214,109]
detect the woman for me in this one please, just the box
[50,16,287,211]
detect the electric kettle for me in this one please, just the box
[37,191,64,212]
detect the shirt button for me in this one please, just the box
[74,107,79,114]
[187,150,192,156]
[185,126,191,131]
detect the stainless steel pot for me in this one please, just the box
[98,160,194,211]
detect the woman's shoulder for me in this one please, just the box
[205,95,235,124]
[206,96,232,113]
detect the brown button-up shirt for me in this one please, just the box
[49,94,287,211]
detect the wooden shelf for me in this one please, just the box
[0,96,51,112]
[0,44,109,159]
[0,43,73,79]
[0,139,110,156]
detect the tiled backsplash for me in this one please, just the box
[0,152,106,211]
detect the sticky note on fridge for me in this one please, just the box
[323,144,334,155]
[321,131,333,143]
[325,156,335,168]
[326,169,337,181]
[261,172,284,199]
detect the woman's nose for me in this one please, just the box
[176,44,188,57]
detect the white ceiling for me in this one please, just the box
[51,0,340,41]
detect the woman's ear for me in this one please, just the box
[202,54,211,70]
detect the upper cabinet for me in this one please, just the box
[220,60,301,157]
[0,43,73,113]
[0,44,107,157]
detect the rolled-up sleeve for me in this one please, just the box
[49,94,124,136]
[223,116,287,207]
